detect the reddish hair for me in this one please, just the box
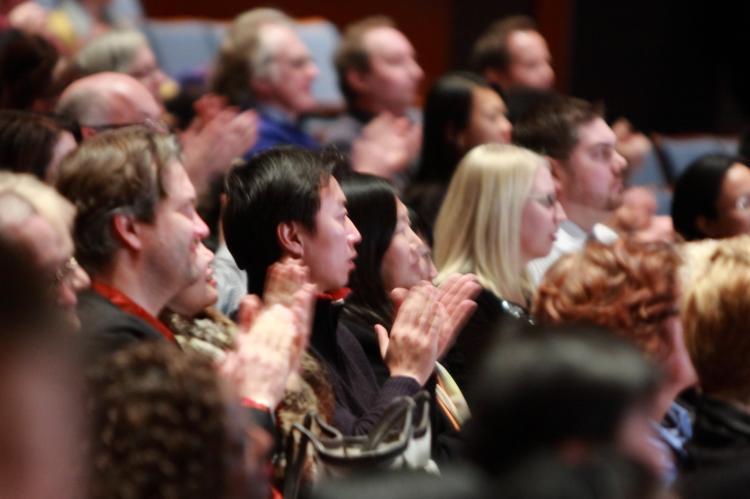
[533,239,680,359]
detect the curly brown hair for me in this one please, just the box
[533,239,680,360]
[86,342,237,499]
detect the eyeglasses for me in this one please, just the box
[529,192,558,209]
[82,117,169,134]
[50,257,81,289]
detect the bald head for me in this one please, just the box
[56,72,162,130]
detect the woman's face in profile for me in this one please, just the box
[381,199,435,291]
[701,163,750,238]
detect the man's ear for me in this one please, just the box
[277,221,304,258]
[547,156,566,191]
[111,213,142,251]
[483,67,508,88]
[345,68,369,95]
[249,76,273,100]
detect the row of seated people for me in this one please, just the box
[3,6,750,499]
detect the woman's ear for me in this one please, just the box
[445,123,464,151]
[277,221,304,258]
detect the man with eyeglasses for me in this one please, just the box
[213,9,320,157]
[56,72,257,199]
[513,94,627,286]
[0,172,90,331]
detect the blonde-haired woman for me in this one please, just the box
[434,143,565,396]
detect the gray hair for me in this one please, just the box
[74,30,149,76]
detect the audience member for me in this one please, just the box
[56,126,209,354]
[213,8,319,155]
[56,71,256,198]
[514,95,627,286]
[223,146,445,435]
[434,144,564,394]
[0,28,60,111]
[406,71,512,229]
[465,325,662,478]
[671,153,750,241]
[86,341,270,499]
[0,110,77,182]
[680,236,750,470]
[470,15,554,94]
[535,239,698,480]
[320,16,423,181]
[73,29,169,100]
[340,173,478,437]
[0,171,90,330]
[0,236,86,499]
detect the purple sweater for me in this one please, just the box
[309,298,421,435]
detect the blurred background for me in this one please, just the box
[135,0,750,135]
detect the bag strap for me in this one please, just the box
[362,396,415,451]
[283,412,314,499]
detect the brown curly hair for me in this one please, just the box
[533,238,680,359]
[86,342,237,499]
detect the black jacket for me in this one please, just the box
[442,288,530,405]
[77,289,165,359]
[686,392,750,471]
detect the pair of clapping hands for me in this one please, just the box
[221,258,479,409]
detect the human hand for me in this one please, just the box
[375,282,441,386]
[434,273,480,358]
[181,96,258,194]
[218,262,316,409]
[351,113,421,180]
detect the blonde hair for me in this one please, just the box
[74,30,149,75]
[680,236,750,400]
[0,171,75,245]
[434,143,545,303]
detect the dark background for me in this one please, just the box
[141,0,750,134]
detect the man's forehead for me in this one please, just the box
[575,117,616,147]
[160,161,195,202]
[262,23,307,56]
[319,176,346,206]
[363,26,413,56]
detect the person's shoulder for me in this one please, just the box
[77,290,164,354]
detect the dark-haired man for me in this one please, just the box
[471,15,554,93]
[513,95,627,285]
[223,146,463,435]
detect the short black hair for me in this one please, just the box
[471,15,539,74]
[465,323,658,475]
[671,153,746,241]
[223,146,335,295]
